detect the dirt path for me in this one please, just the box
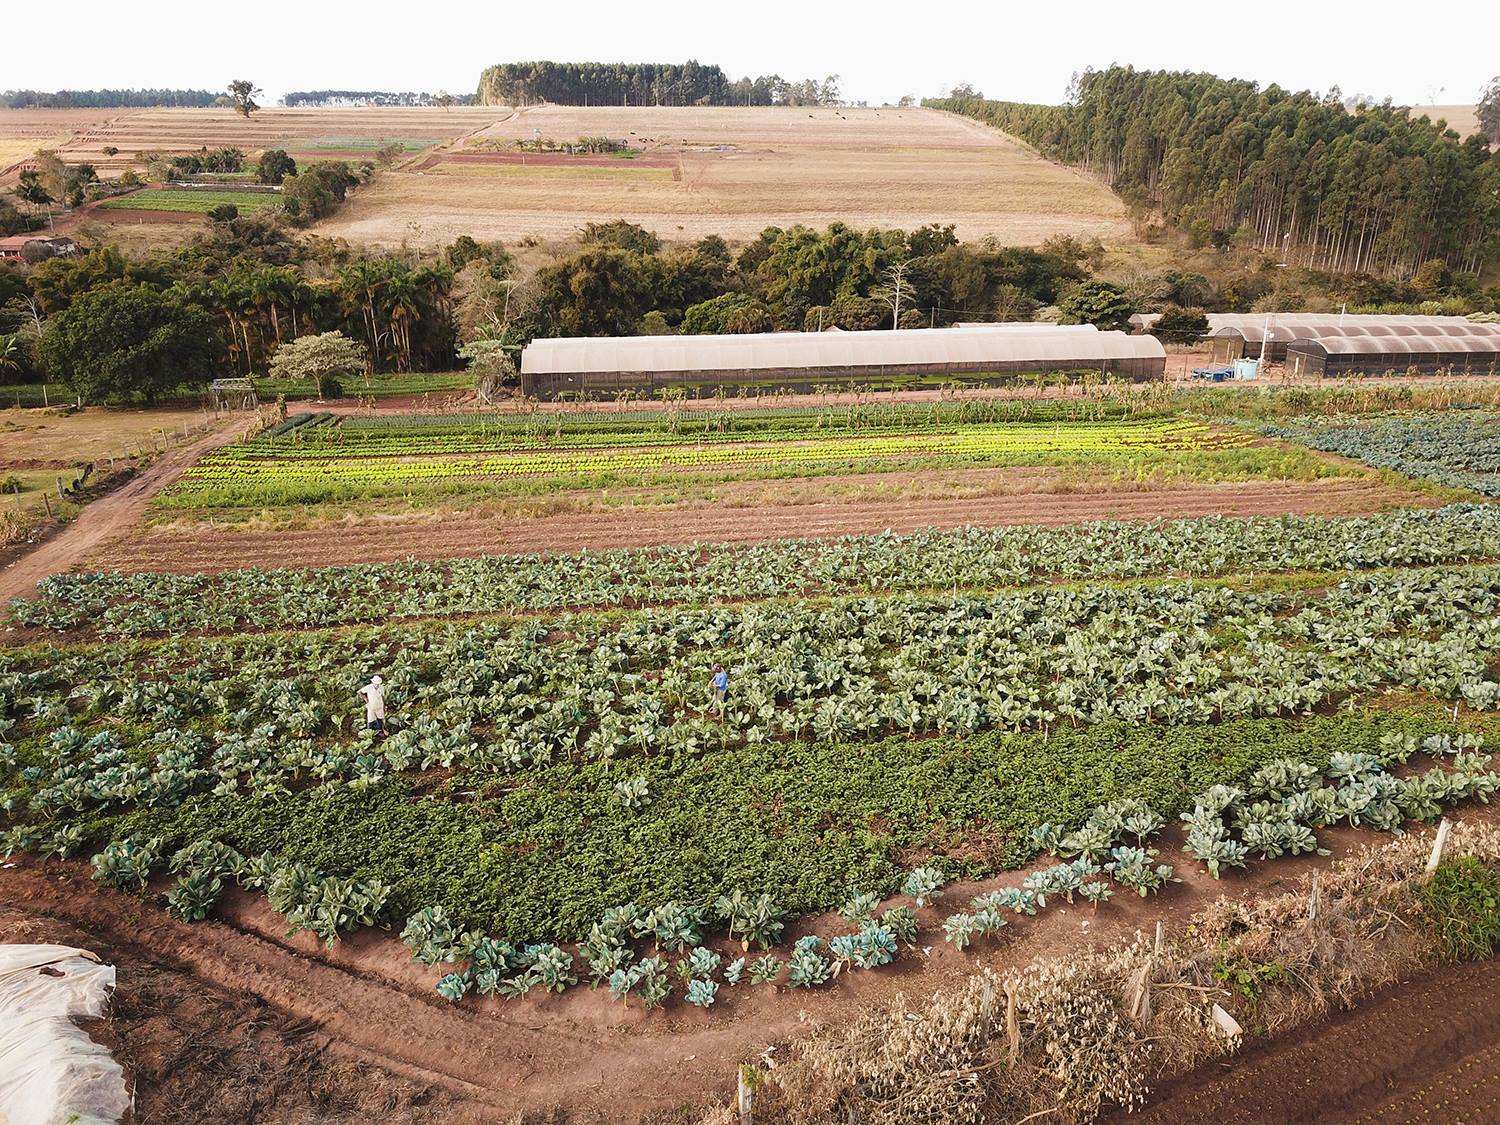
[0,415,255,601]
[1117,958,1500,1123]
[89,478,1429,574]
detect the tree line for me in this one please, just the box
[477,61,839,107]
[281,90,476,107]
[928,67,1500,278]
[1,89,221,108]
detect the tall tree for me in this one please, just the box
[1480,76,1500,145]
[41,285,220,404]
[227,79,262,117]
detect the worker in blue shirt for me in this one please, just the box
[711,664,729,713]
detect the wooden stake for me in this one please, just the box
[42,491,52,517]
[737,1065,753,1125]
[1308,870,1321,920]
[1426,818,1452,875]
[1005,979,1020,1065]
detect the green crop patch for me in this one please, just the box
[97,190,284,214]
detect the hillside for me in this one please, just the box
[316,104,1130,247]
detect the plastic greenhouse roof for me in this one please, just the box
[521,327,1165,375]
[1286,335,1500,356]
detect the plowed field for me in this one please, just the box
[1118,959,1500,1123]
[85,478,1425,575]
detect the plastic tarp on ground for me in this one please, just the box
[0,944,130,1125]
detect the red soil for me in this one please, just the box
[89,477,1427,575]
[0,815,1481,1122]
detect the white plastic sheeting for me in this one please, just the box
[0,944,130,1125]
[521,326,1165,375]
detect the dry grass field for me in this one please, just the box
[1409,104,1482,137]
[319,104,1130,247]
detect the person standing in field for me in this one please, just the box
[710,664,729,713]
[358,674,386,734]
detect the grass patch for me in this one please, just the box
[1419,856,1500,961]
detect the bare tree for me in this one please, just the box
[872,259,914,329]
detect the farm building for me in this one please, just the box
[520,326,1167,399]
[0,235,79,262]
[1286,335,1500,377]
[1210,320,1500,363]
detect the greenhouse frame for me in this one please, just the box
[1285,335,1500,377]
[520,327,1167,399]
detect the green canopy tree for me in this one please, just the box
[227,79,262,117]
[1150,306,1209,344]
[267,330,366,399]
[41,284,220,404]
[1059,279,1134,332]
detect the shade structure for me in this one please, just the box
[521,327,1166,399]
[1286,335,1500,377]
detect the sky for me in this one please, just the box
[8,0,1496,110]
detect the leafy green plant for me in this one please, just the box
[1419,857,1500,961]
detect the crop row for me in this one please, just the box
[172,421,1251,494]
[332,397,1146,435]
[42,736,1490,1013]
[1,566,1496,943]
[13,503,1500,638]
[1257,411,1499,496]
[241,419,1205,460]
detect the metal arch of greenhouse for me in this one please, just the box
[1285,335,1500,378]
[519,327,1167,400]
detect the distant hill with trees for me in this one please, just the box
[1,89,220,108]
[929,66,1500,278]
[477,61,839,107]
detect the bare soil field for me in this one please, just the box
[1117,958,1500,1123]
[319,105,1130,247]
[0,106,500,181]
[0,815,1486,1123]
[0,413,254,603]
[86,477,1425,575]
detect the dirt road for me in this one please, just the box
[0,415,255,602]
[88,478,1429,574]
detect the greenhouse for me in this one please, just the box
[1208,320,1500,363]
[1285,335,1500,377]
[520,327,1166,399]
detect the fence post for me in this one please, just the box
[1308,869,1321,920]
[1425,818,1452,875]
[737,1065,753,1125]
[42,491,52,518]
[1005,979,1020,1065]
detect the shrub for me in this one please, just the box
[1419,856,1500,961]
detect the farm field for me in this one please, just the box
[0,106,498,181]
[95,188,283,214]
[318,104,1131,246]
[3,398,1500,1120]
[154,405,1345,513]
[1409,103,1482,137]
